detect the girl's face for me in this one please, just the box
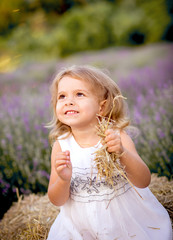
[56,76,104,131]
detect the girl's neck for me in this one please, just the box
[71,127,100,148]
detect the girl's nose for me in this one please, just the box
[65,99,74,106]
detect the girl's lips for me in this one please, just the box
[65,110,79,115]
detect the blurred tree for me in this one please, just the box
[0,0,85,35]
[0,0,24,34]
[163,0,173,41]
[129,31,145,45]
[134,0,170,43]
[0,0,171,38]
[163,23,173,41]
[0,0,172,62]
[53,2,114,56]
[38,0,75,14]
[166,0,173,16]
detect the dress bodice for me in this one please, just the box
[58,134,130,203]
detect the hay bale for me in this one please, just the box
[0,194,59,240]
[149,174,173,222]
[0,174,172,239]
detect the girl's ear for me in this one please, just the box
[99,100,107,115]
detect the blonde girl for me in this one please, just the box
[47,65,172,240]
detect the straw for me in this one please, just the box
[0,194,59,240]
[149,174,173,221]
[94,96,143,199]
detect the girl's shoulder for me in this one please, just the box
[52,133,71,147]
[54,133,73,152]
[51,134,72,157]
[51,140,61,156]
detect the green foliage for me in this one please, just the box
[0,0,82,35]
[111,0,170,44]
[55,2,114,56]
[55,0,170,55]
[110,7,146,45]
[1,0,171,60]
[0,0,24,34]
[137,0,170,43]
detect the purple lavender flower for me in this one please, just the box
[39,170,50,180]
[155,113,161,122]
[157,129,165,139]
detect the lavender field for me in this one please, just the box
[0,43,173,217]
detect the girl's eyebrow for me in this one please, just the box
[58,89,90,94]
[57,91,65,95]
[75,89,90,94]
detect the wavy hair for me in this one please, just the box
[47,65,130,144]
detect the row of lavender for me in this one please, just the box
[0,44,172,217]
[0,62,57,217]
[119,56,173,178]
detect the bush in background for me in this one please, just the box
[1,0,170,60]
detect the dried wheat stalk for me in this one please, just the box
[94,96,143,199]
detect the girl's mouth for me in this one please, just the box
[65,110,79,115]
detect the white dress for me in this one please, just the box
[47,134,172,240]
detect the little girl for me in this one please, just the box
[47,65,172,240]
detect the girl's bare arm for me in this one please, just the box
[48,141,72,206]
[105,129,151,188]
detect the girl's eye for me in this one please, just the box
[58,94,66,99]
[77,92,85,97]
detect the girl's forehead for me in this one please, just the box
[58,76,94,90]
[57,75,103,100]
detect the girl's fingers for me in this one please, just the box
[66,161,72,168]
[105,135,121,146]
[105,130,123,153]
[107,145,123,153]
[105,131,119,142]
[106,139,118,148]
[54,151,72,181]
[56,151,70,160]
[55,159,69,166]
[65,150,70,156]
[56,164,67,173]
[55,159,72,172]
[55,150,71,170]
[107,146,116,153]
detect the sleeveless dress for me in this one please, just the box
[47,134,172,240]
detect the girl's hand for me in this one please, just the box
[105,129,124,154]
[55,150,72,181]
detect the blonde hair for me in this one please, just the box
[47,65,130,144]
